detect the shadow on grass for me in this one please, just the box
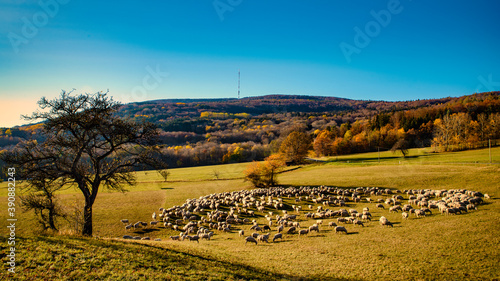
[23,235,364,281]
[160,187,174,190]
[324,154,430,163]
[271,240,292,244]
[132,228,161,235]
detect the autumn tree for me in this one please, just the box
[433,113,473,151]
[391,139,410,158]
[244,154,285,188]
[313,129,334,156]
[279,131,311,164]
[1,91,162,236]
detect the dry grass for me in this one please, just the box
[0,147,499,280]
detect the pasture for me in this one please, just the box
[1,147,499,280]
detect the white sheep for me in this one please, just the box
[356,219,365,227]
[389,205,401,213]
[200,233,211,240]
[257,233,270,243]
[186,235,200,243]
[402,212,409,219]
[273,233,283,242]
[238,229,244,237]
[361,214,371,221]
[335,226,347,234]
[277,225,284,233]
[379,216,393,227]
[245,236,258,245]
[414,209,425,218]
[309,224,320,233]
[299,229,309,236]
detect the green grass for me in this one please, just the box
[319,146,500,165]
[0,147,499,280]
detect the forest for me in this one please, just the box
[1,91,499,170]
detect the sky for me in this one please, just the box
[1,0,499,127]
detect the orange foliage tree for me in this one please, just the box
[313,130,334,156]
[279,131,311,164]
[243,154,285,188]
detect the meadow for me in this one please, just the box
[1,147,499,280]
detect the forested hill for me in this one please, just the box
[119,94,458,122]
[1,91,499,170]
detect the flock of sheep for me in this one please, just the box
[120,186,488,244]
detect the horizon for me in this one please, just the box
[1,1,499,127]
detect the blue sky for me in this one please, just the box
[1,0,499,127]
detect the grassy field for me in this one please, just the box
[319,146,500,165]
[1,147,499,280]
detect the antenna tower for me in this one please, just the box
[238,69,240,99]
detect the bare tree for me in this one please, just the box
[19,178,67,232]
[158,169,171,182]
[1,91,162,236]
[212,169,220,180]
[391,138,410,158]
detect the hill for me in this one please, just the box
[1,91,499,172]
[117,91,500,168]
[119,94,459,123]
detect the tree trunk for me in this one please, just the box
[82,203,93,236]
[47,196,58,231]
[48,208,58,231]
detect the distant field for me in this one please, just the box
[0,147,499,280]
[319,146,500,165]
